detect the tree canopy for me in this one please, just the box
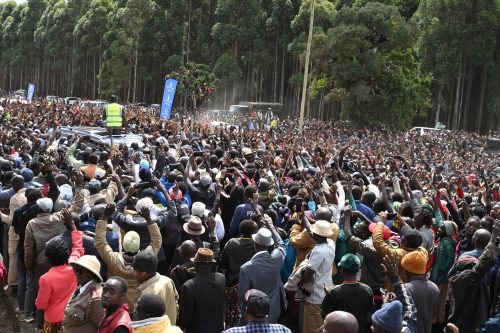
[0,0,499,132]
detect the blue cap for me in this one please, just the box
[139,159,150,170]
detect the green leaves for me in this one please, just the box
[312,1,431,128]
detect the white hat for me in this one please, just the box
[123,231,141,253]
[94,168,106,179]
[311,220,333,238]
[70,255,103,282]
[191,202,206,217]
[36,198,53,212]
[252,228,274,247]
[242,147,253,156]
[135,197,155,212]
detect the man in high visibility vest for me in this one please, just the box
[104,95,125,134]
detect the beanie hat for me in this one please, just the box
[132,250,158,274]
[401,251,428,275]
[36,198,53,213]
[371,300,403,333]
[123,231,140,254]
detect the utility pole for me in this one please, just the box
[298,0,315,135]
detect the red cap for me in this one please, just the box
[369,223,391,240]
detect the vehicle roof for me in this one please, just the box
[59,126,145,147]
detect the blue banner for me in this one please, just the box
[160,78,178,121]
[27,83,35,102]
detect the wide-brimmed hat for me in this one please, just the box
[183,216,205,235]
[70,255,103,282]
[252,228,274,247]
[191,248,216,263]
[311,220,333,237]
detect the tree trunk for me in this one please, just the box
[476,66,487,133]
[452,60,463,130]
[462,65,474,131]
[435,89,442,126]
[280,43,285,104]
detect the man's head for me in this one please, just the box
[36,197,53,213]
[315,207,333,222]
[361,191,376,208]
[479,216,494,233]
[240,219,258,238]
[323,311,358,333]
[88,154,99,165]
[133,250,158,284]
[179,240,197,262]
[252,228,275,252]
[133,294,165,321]
[338,254,361,278]
[414,210,433,229]
[109,95,117,103]
[11,175,25,192]
[401,229,423,249]
[311,220,333,243]
[472,228,491,250]
[244,185,258,201]
[401,250,427,277]
[371,300,403,333]
[192,248,216,272]
[102,276,128,310]
[26,188,42,205]
[245,289,270,322]
[123,231,141,254]
[465,217,480,237]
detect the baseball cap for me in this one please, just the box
[245,289,270,318]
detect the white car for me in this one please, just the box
[409,127,450,135]
[65,97,81,106]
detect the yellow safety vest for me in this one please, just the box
[106,103,123,127]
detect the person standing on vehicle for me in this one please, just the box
[104,95,125,135]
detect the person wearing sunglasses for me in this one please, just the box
[62,255,104,333]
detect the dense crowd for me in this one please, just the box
[0,100,499,333]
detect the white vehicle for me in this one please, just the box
[79,100,107,109]
[59,126,147,148]
[409,127,450,135]
[65,97,81,106]
[228,104,250,114]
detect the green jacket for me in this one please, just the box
[430,237,456,285]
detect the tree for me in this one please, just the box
[100,0,155,102]
[167,62,220,109]
[312,1,431,128]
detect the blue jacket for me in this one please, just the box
[229,202,263,236]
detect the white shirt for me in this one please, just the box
[305,239,336,304]
[76,280,93,297]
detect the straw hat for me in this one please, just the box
[70,255,103,282]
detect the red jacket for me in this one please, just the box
[35,231,84,323]
[98,304,132,333]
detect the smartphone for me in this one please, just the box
[193,151,204,157]
[387,212,397,220]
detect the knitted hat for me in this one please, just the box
[123,231,141,253]
[132,250,158,273]
[372,300,403,333]
[36,198,53,213]
[401,251,428,275]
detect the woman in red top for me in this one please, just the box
[35,209,84,333]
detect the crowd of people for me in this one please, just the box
[0,99,499,333]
